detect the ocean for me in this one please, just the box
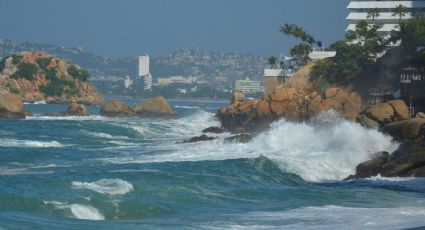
[1,99,425,229]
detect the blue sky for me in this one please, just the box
[0,0,350,58]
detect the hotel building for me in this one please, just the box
[138,55,152,91]
[346,0,425,35]
[234,78,263,94]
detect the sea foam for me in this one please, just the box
[101,112,398,182]
[72,179,134,195]
[0,138,64,148]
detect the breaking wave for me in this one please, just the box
[72,179,134,195]
[0,138,64,148]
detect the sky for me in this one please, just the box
[0,0,350,58]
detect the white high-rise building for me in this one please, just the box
[138,55,152,91]
[138,55,150,77]
[346,1,425,35]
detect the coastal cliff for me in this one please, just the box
[0,52,103,105]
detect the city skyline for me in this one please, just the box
[0,0,350,58]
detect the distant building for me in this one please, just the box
[124,75,133,89]
[90,77,126,92]
[346,1,425,36]
[234,78,263,94]
[157,76,197,86]
[138,55,150,77]
[138,55,152,91]
[400,67,425,114]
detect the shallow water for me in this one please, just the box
[1,100,425,229]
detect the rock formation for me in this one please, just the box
[100,97,177,118]
[0,52,103,105]
[0,93,25,119]
[217,86,363,132]
[66,102,89,116]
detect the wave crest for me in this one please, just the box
[72,179,134,195]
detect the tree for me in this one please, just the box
[68,65,90,81]
[290,43,312,64]
[393,4,407,24]
[280,24,296,52]
[412,9,424,30]
[367,8,380,21]
[10,62,39,80]
[267,56,277,65]
[292,26,305,44]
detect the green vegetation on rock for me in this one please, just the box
[10,62,39,80]
[68,65,89,81]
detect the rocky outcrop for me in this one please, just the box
[0,93,25,119]
[202,126,226,134]
[347,146,425,179]
[184,134,216,143]
[66,102,89,116]
[100,97,177,118]
[100,100,134,117]
[133,96,177,118]
[217,86,363,132]
[0,52,104,105]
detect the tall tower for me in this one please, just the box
[138,55,150,77]
[138,55,152,91]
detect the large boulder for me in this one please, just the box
[100,100,134,117]
[0,93,25,119]
[133,96,177,117]
[381,118,425,141]
[356,115,380,129]
[381,146,425,177]
[388,100,409,121]
[67,102,89,116]
[365,103,394,124]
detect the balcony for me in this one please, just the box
[347,12,413,21]
[345,23,399,32]
[348,1,425,9]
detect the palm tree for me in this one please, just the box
[280,24,295,53]
[292,26,305,44]
[367,8,380,21]
[412,9,424,30]
[392,4,407,24]
[267,56,277,65]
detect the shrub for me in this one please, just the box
[11,55,23,65]
[40,77,76,97]
[9,87,20,94]
[68,65,89,81]
[36,57,52,71]
[10,62,39,80]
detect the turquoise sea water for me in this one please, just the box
[1,100,425,229]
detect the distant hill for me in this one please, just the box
[0,39,266,82]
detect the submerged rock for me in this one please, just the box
[202,126,226,134]
[224,134,253,143]
[184,134,215,143]
[0,93,25,119]
[66,102,89,116]
[100,100,134,117]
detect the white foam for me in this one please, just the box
[44,201,105,220]
[72,179,134,195]
[101,112,398,182]
[26,115,108,121]
[203,205,425,230]
[85,131,129,140]
[68,204,105,220]
[0,138,64,148]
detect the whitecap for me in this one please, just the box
[44,201,104,220]
[72,179,134,195]
[0,138,64,148]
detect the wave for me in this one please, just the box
[24,100,46,105]
[201,205,425,230]
[44,201,104,220]
[101,111,398,182]
[0,138,64,148]
[84,131,129,140]
[72,179,134,195]
[26,115,108,121]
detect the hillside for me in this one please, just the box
[0,52,104,105]
[0,39,266,81]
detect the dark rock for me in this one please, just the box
[224,134,253,143]
[25,109,34,117]
[184,134,215,143]
[381,118,425,141]
[381,146,425,177]
[202,126,226,134]
[345,151,390,180]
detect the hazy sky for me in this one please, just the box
[0,0,350,58]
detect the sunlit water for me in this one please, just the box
[1,100,425,229]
